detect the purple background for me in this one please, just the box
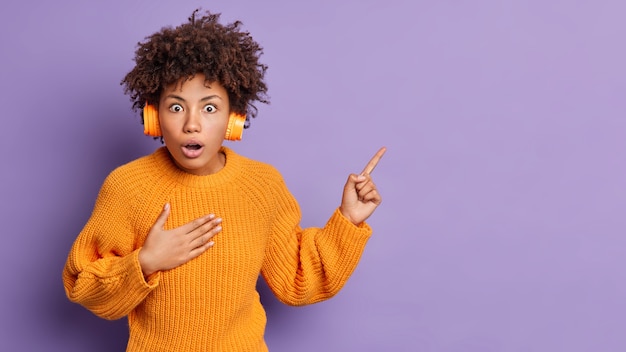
[1,0,625,351]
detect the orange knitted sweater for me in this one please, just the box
[63,146,372,351]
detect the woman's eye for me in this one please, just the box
[169,104,183,113]
[203,104,217,113]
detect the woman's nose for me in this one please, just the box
[184,110,201,133]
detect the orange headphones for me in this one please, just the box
[142,103,246,141]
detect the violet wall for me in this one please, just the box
[1,0,625,351]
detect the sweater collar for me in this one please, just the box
[151,146,242,188]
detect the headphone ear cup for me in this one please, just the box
[143,104,162,137]
[225,113,246,141]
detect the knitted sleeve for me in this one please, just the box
[260,172,372,306]
[62,171,158,320]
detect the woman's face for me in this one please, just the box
[158,74,230,175]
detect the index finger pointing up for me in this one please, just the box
[361,147,387,175]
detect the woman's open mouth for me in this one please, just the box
[182,143,204,158]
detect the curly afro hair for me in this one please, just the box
[121,9,269,128]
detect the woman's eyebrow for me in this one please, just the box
[200,95,223,102]
[164,94,186,101]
